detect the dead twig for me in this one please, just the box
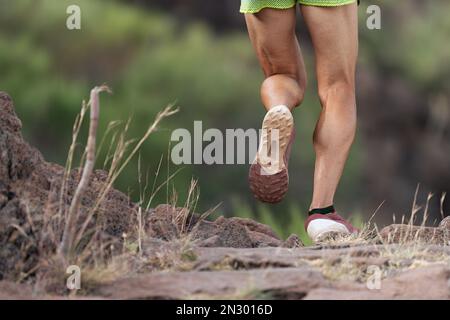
[59,85,111,258]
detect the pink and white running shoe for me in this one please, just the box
[305,207,359,243]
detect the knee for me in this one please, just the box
[317,79,355,109]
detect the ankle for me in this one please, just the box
[308,205,335,216]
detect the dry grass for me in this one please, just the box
[29,86,181,294]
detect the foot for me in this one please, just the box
[248,105,295,203]
[305,212,359,243]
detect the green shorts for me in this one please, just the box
[240,0,357,13]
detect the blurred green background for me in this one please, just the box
[0,0,449,242]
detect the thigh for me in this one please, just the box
[300,3,358,87]
[244,8,307,84]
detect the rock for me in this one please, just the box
[379,215,450,245]
[195,235,222,247]
[0,280,106,300]
[147,203,299,248]
[380,265,450,299]
[226,217,280,240]
[0,281,34,299]
[180,219,266,248]
[247,231,283,247]
[305,265,450,300]
[146,205,181,241]
[190,245,385,271]
[283,234,302,248]
[215,219,254,248]
[379,224,447,245]
[98,267,328,299]
[98,245,450,300]
[0,92,138,280]
[190,220,220,241]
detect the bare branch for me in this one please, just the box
[59,85,111,258]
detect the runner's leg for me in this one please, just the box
[245,7,307,203]
[300,3,358,210]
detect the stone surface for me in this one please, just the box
[191,246,379,271]
[98,244,450,300]
[0,281,34,299]
[98,267,328,299]
[305,265,450,300]
[379,223,449,245]
[0,281,106,300]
